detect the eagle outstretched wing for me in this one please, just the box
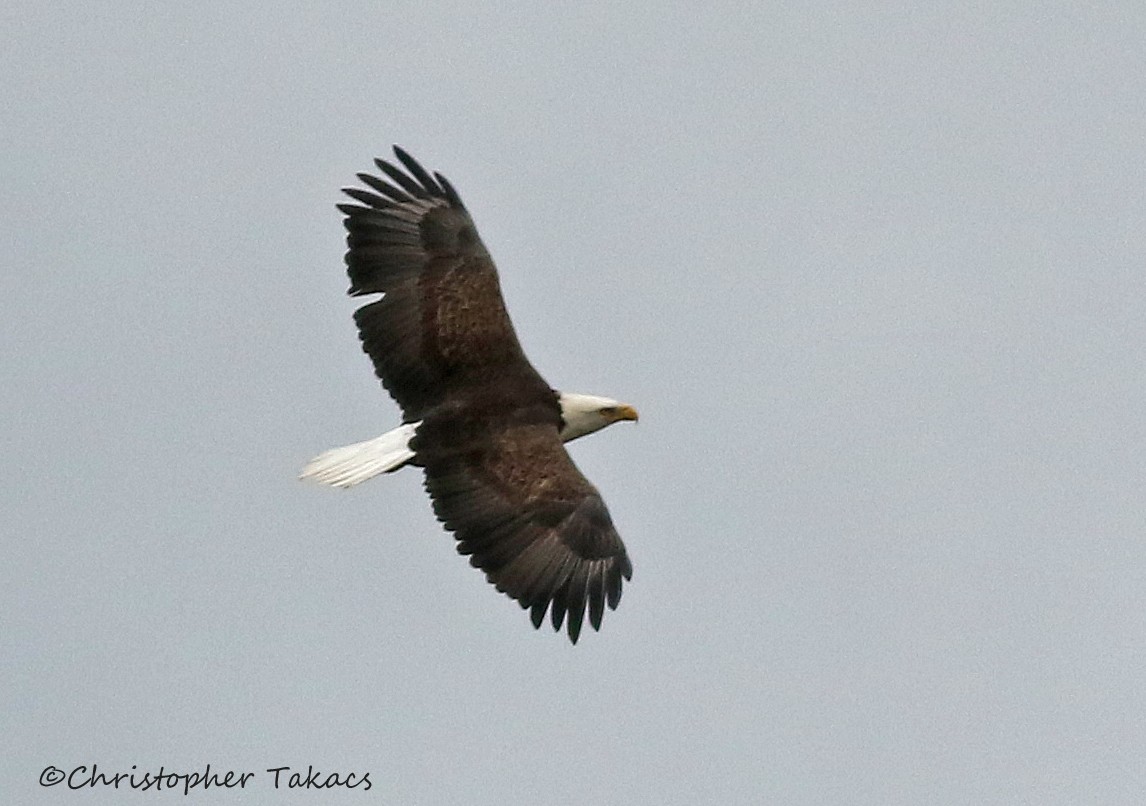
[340,147,547,421]
[413,412,632,643]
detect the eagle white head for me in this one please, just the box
[557,392,639,443]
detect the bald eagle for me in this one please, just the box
[301,147,638,643]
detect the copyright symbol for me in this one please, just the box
[40,766,66,786]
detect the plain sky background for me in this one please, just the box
[5,2,1146,803]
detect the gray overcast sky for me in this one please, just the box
[5,2,1146,803]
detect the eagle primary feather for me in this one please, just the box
[303,147,637,643]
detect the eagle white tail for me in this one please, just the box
[299,422,420,488]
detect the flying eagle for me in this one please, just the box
[301,147,638,643]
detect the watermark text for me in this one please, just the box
[39,764,372,793]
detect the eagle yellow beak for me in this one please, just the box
[613,404,639,423]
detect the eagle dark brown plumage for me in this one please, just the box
[314,147,634,643]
